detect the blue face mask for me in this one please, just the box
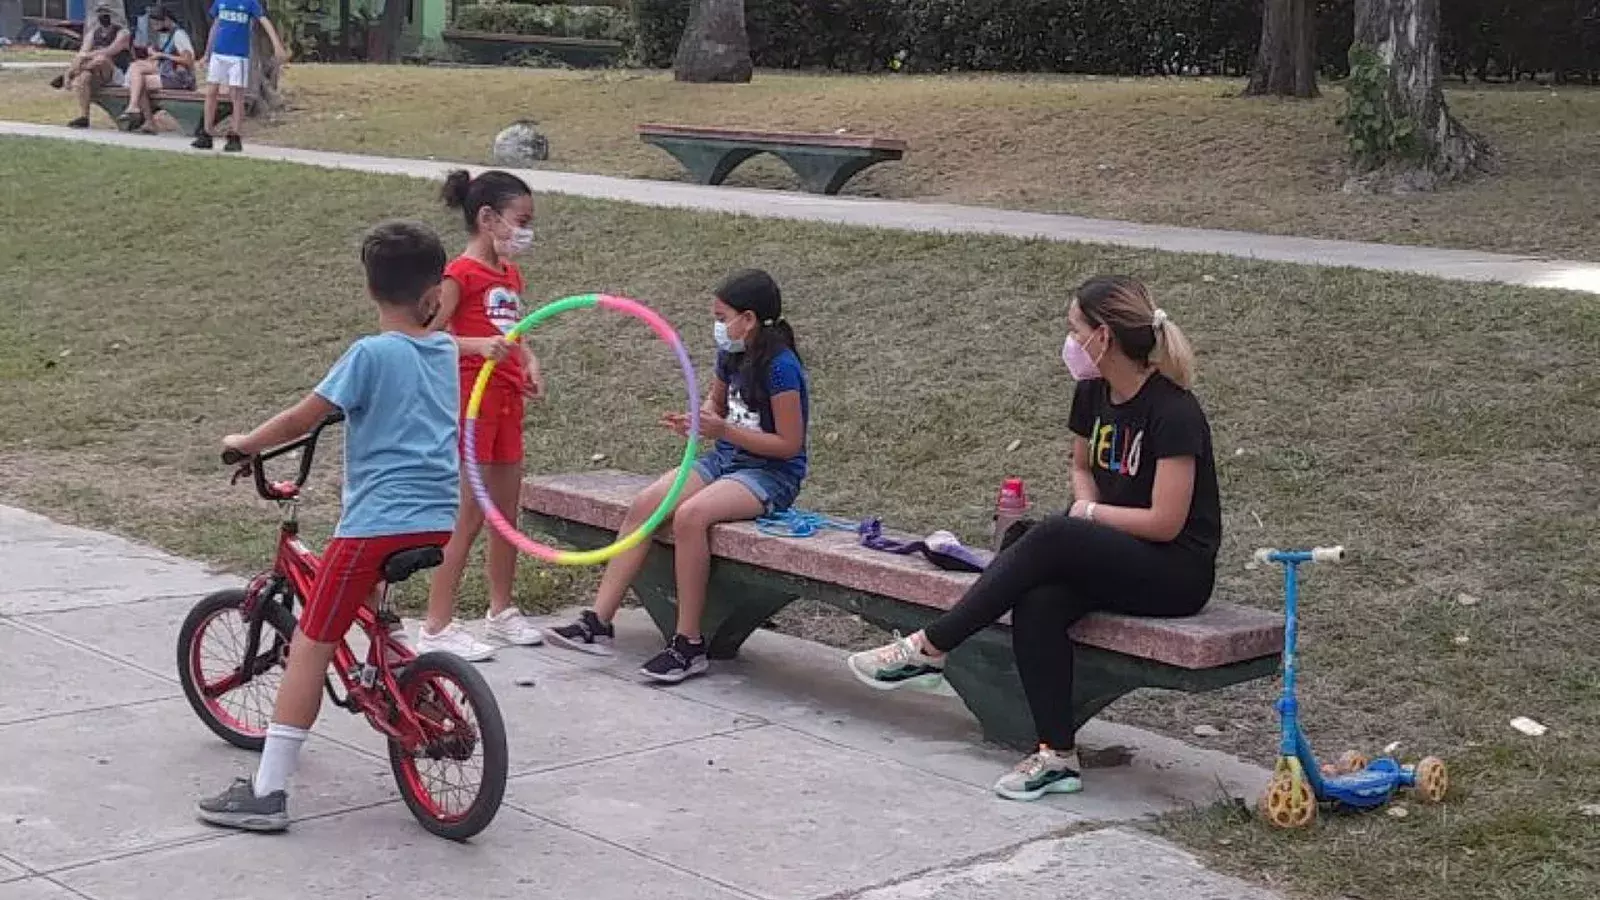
[714,320,744,354]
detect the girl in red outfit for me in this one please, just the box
[420,169,547,661]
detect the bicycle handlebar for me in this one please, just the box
[1253,546,1346,566]
[222,411,345,501]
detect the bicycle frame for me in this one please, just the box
[213,413,464,753]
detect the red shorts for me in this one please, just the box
[460,380,525,465]
[300,532,452,643]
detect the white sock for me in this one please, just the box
[253,722,309,798]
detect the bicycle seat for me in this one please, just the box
[382,546,445,584]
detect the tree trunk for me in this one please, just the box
[0,0,22,45]
[672,0,751,84]
[249,18,283,114]
[1243,0,1319,97]
[1348,0,1493,190]
[369,0,407,63]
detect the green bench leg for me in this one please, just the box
[629,548,800,660]
[647,139,761,186]
[775,150,897,195]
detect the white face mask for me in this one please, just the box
[714,320,744,353]
[494,225,533,257]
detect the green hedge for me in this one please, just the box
[633,0,1600,81]
[455,3,633,42]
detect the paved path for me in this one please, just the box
[0,62,70,71]
[5,120,1600,295]
[0,504,1280,900]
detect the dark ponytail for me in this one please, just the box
[440,168,532,234]
[715,269,800,416]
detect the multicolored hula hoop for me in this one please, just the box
[465,294,700,565]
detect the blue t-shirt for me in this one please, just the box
[714,347,809,483]
[314,332,461,538]
[209,0,262,59]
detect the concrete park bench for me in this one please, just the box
[636,123,907,195]
[521,470,1285,751]
[93,86,251,137]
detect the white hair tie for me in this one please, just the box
[1152,308,1170,330]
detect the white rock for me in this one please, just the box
[1579,803,1600,817]
[1457,593,1481,607]
[492,119,550,165]
[1192,724,1222,737]
[1510,716,1548,737]
[1005,439,1023,453]
[1387,805,1409,819]
[1453,634,1470,646]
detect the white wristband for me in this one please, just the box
[1085,502,1098,521]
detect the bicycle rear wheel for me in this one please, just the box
[176,587,297,751]
[387,651,508,841]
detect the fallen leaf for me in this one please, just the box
[1202,274,1217,283]
[1579,804,1600,817]
[1383,741,1403,755]
[1193,724,1222,737]
[590,453,607,462]
[1457,593,1481,607]
[1454,634,1470,646]
[1005,439,1022,453]
[1387,805,1409,819]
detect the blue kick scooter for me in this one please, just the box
[1255,546,1449,828]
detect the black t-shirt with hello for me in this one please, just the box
[1068,374,1221,559]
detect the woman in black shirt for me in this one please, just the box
[847,275,1222,802]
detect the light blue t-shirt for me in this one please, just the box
[314,331,460,538]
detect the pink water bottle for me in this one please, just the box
[992,477,1031,550]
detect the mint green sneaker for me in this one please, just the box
[994,747,1083,802]
[846,632,947,691]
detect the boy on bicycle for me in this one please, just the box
[196,220,506,832]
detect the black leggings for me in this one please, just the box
[923,515,1215,749]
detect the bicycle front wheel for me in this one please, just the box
[176,587,297,750]
[387,651,508,841]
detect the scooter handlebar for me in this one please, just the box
[1254,546,1347,565]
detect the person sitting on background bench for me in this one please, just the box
[56,0,131,129]
[846,275,1221,803]
[118,4,195,132]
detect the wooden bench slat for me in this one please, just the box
[522,471,1282,670]
[637,123,908,152]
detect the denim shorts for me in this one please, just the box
[693,449,802,514]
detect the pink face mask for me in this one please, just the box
[1061,334,1102,381]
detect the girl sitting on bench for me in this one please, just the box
[545,269,811,684]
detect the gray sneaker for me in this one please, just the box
[196,777,289,832]
[993,748,1083,802]
[846,632,947,691]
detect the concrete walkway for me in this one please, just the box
[0,504,1281,900]
[5,120,1600,295]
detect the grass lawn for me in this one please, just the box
[2,138,1597,899]
[6,65,1600,259]
[0,47,74,63]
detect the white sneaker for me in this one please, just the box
[415,621,496,662]
[485,607,544,646]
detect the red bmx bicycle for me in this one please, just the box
[175,412,507,840]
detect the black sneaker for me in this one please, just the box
[191,132,213,149]
[545,609,615,656]
[119,111,144,132]
[640,634,708,684]
[50,74,65,89]
[67,116,89,129]
[196,777,289,832]
[224,133,243,153]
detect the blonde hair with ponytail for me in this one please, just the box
[1074,275,1196,389]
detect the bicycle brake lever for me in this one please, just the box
[230,462,253,486]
